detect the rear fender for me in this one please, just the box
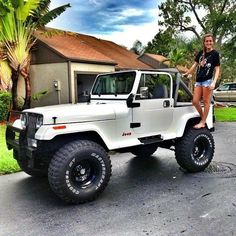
[175,104,214,138]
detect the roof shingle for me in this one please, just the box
[35,29,151,70]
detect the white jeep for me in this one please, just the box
[6,69,215,204]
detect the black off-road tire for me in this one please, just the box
[175,128,215,173]
[131,144,158,158]
[48,140,112,204]
[14,150,47,177]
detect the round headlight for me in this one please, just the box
[36,115,43,129]
[20,113,28,129]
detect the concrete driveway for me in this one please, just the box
[0,122,236,236]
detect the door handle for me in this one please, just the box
[163,100,170,108]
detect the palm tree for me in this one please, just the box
[28,0,70,29]
[0,0,36,109]
[0,0,70,110]
[162,48,186,68]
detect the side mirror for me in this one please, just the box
[84,92,91,103]
[126,94,140,108]
[140,87,149,99]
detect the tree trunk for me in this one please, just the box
[21,58,31,110]
[22,74,31,110]
[11,69,20,110]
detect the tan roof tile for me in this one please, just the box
[35,31,116,64]
[35,29,151,69]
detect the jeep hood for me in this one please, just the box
[23,103,128,124]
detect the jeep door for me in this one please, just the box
[132,72,174,135]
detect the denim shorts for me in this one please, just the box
[195,79,212,87]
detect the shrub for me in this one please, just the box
[0,91,12,122]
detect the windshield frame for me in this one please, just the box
[91,71,136,96]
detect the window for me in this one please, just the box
[218,84,230,91]
[92,72,136,95]
[229,83,236,91]
[171,74,192,103]
[177,83,192,102]
[136,73,171,99]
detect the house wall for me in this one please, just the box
[27,62,114,107]
[70,62,115,103]
[30,62,69,107]
[27,41,116,106]
[31,42,65,64]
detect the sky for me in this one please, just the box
[47,0,160,49]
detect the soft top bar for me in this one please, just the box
[136,68,180,73]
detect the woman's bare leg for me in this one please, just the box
[192,86,203,118]
[193,86,212,128]
[201,87,213,123]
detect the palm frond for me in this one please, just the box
[35,0,50,15]
[1,11,16,42]
[16,0,40,21]
[26,0,51,24]
[37,3,70,27]
[32,89,48,101]
[0,1,11,16]
[0,60,12,89]
[2,19,36,71]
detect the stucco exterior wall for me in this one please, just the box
[70,63,115,103]
[30,63,69,107]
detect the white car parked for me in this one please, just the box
[213,82,236,102]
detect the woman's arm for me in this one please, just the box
[209,65,220,90]
[183,62,198,77]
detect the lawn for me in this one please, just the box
[215,107,236,122]
[0,125,20,175]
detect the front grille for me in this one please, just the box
[26,113,38,138]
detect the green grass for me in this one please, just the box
[215,107,236,122]
[0,125,20,175]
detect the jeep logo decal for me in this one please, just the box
[122,132,131,136]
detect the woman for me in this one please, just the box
[184,33,220,129]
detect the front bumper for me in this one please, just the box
[6,124,37,159]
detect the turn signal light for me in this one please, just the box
[53,125,66,130]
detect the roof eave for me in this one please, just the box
[36,39,117,66]
[69,57,117,66]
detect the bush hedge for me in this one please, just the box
[0,91,11,122]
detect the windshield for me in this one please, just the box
[218,84,229,91]
[92,72,136,95]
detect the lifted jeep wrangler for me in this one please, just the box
[6,69,215,204]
